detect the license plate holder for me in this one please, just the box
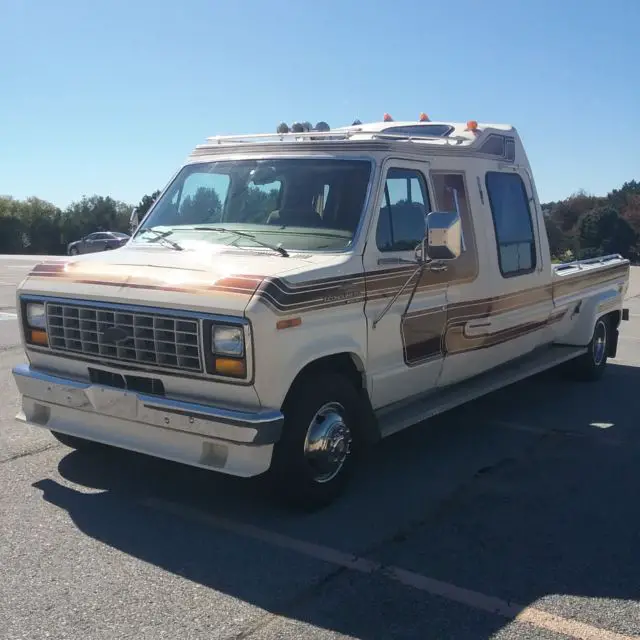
[86,386,138,420]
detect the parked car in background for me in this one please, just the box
[67,232,129,255]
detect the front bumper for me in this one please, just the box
[12,364,283,477]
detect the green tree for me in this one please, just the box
[178,187,223,224]
[543,213,567,258]
[0,197,27,253]
[576,206,637,259]
[136,190,161,219]
[0,196,62,254]
[60,195,133,246]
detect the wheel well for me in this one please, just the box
[284,353,380,445]
[288,353,364,396]
[608,310,621,329]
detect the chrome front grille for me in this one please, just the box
[46,302,203,372]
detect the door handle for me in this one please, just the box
[429,263,447,273]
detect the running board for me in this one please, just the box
[376,345,587,439]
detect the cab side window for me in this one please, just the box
[376,168,431,252]
[485,172,536,276]
[431,172,471,253]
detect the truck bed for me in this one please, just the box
[552,253,629,304]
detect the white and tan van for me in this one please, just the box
[12,116,630,508]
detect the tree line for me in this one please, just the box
[0,191,159,255]
[543,180,640,262]
[1,179,639,260]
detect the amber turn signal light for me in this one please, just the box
[214,357,246,378]
[29,329,48,346]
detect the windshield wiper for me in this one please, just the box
[137,228,184,251]
[190,227,289,257]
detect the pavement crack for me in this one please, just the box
[1,442,61,465]
[348,429,556,565]
[0,345,24,354]
[227,431,559,640]
[231,565,350,640]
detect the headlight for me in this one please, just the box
[207,323,247,379]
[26,303,46,329]
[212,325,244,357]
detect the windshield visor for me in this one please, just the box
[134,158,373,252]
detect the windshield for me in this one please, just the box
[133,158,372,252]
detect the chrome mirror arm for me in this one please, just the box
[372,262,424,329]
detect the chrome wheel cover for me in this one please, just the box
[592,319,607,366]
[303,402,352,484]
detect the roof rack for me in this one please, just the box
[204,129,470,147]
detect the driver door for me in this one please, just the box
[81,233,99,252]
[363,160,449,410]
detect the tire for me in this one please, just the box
[69,247,78,255]
[566,315,609,381]
[50,430,103,450]
[269,373,363,511]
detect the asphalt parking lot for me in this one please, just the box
[1,254,640,640]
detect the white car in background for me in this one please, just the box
[67,231,129,255]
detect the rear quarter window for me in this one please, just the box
[485,172,536,276]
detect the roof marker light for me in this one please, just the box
[383,113,393,122]
[419,113,430,122]
[466,120,479,132]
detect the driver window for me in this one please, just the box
[178,172,230,223]
[234,178,281,223]
[376,168,431,252]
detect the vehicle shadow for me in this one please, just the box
[33,361,640,639]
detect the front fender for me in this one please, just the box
[251,304,368,410]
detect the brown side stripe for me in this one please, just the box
[403,308,568,366]
[27,259,628,320]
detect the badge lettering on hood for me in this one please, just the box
[101,326,130,345]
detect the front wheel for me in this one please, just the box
[269,373,362,510]
[565,315,609,381]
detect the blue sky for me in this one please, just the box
[1,0,638,208]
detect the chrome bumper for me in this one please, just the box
[12,364,283,446]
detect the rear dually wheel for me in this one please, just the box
[566,315,610,381]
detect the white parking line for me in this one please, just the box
[144,498,637,640]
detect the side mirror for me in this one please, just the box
[424,210,463,261]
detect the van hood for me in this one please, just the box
[21,244,347,316]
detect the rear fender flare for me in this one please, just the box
[556,288,622,346]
